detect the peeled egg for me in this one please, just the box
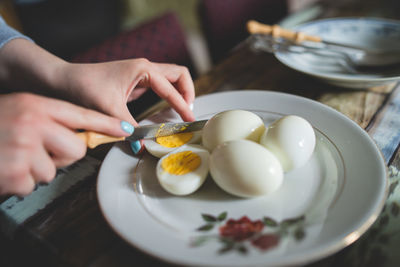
[202,110,265,151]
[144,131,202,158]
[209,139,283,198]
[260,115,316,172]
[156,144,210,195]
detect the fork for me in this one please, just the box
[249,34,400,75]
[247,20,400,69]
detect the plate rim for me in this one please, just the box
[97,90,389,266]
[275,17,400,83]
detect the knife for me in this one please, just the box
[77,120,207,149]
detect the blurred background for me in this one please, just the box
[0,0,321,76]
[1,0,399,114]
[1,0,400,76]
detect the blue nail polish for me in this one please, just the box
[130,140,142,154]
[121,121,134,134]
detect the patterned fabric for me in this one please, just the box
[71,12,194,72]
[72,12,195,117]
[199,0,288,63]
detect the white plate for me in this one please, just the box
[275,18,400,88]
[97,90,388,266]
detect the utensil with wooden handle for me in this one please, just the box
[247,20,400,68]
[247,20,382,51]
[247,20,322,43]
[76,120,208,149]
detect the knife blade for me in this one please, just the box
[77,120,208,149]
[126,120,207,141]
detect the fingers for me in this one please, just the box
[2,122,87,196]
[0,150,35,196]
[114,105,139,127]
[153,63,195,105]
[0,93,135,196]
[1,119,88,196]
[130,140,144,155]
[44,97,133,137]
[30,146,57,183]
[127,87,148,102]
[42,98,143,160]
[147,71,195,121]
[138,66,195,122]
[41,122,87,167]
[39,96,137,164]
[6,173,35,196]
[3,147,56,196]
[1,150,54,196]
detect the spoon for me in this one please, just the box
[247,20,400,68]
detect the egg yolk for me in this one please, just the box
[161,151,201,175]
[156,132,193,148]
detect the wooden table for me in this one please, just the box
[2,1,400,266]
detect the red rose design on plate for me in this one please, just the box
[252,234,280,250]
[192,212,305,254]
[219,216,264,241]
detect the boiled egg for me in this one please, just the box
[156,144,210,195]
[209,139,283,198]
[260,115,316,172]
[144,131,202,158]
[202,110,265,151]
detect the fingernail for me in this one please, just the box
[121,121,134,134]
[189,103,194,111]
[130,140,142,154]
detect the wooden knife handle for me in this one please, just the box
[247,20,321,43]
[76,131,125,149]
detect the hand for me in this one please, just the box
[0,39,195,156]
[0,93,133,196]
[0,39,195,124]
[62,59,195,154]
[63,58,195,125]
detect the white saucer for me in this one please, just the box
[275,18,400,89]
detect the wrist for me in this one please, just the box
[0,38,69,97]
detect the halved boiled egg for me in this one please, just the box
[202,109,265,151]
[209,139,283,198]
[156,144,210,195]
[144,131,202,158]
[260,115,316,172]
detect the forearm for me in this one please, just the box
[0,38,69,96]
[0,18,195,124]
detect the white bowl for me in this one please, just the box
[275,18,400,89]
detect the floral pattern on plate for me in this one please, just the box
[191,212,306,254]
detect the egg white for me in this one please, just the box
[202,109,265,152]
[209,139,283,198]
[260,115,316,172]
[144,131,202,158]
[156,144,210,196]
